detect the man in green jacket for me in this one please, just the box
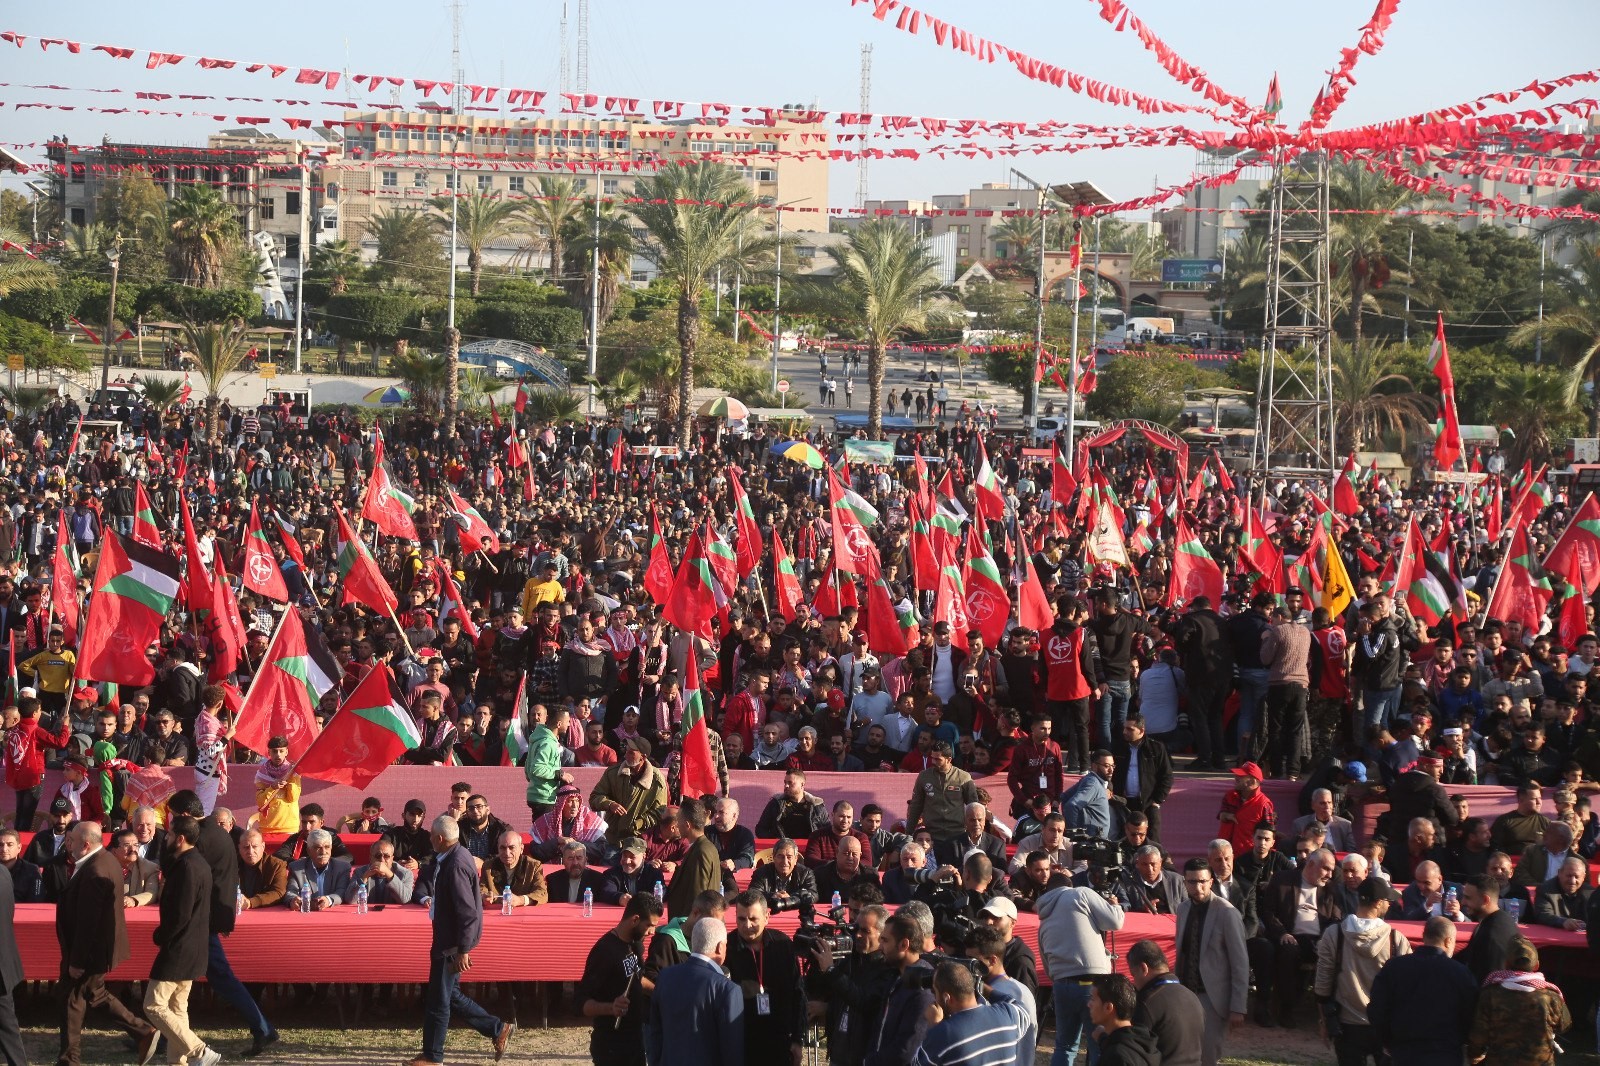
[523,703,564,821]
[590,738,670,847]
[664,798,721,918]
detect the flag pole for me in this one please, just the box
[386,605,417,659]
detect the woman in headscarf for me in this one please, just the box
[1466,936,1571,1066]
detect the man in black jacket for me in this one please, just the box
[140,815,216,1066]
[726,892,806,1066]
[1168,597,1234,771]
[1382,757,1459,842]
[867,911,934,1066]
[1351,597,1419,736]
[1112,715,1173,842]
[1128,938,1203,1066]
[1368,916,1478,1066]
[807,902,896,1066]
[0,860,25,1066]
[1088,590,1157,750]
[1457,873,1519,983]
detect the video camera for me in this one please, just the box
[793,904,856,964]
[920,875,978,951]
[1064,829,1127,904]
[903,951,987,990]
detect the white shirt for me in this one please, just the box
[1292,883,1321,935]
[1125,745,1141,799]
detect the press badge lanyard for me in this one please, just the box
[754,943,770,1016]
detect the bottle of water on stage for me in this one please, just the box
[301,881,313,914]
[501,886,513,916]
[831,891,842,911]
[653,882,664,905]
[236,886,245,916]
[355,884,368,916]
[582,887,593,917]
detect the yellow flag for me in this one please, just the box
[1321,520,1354,618]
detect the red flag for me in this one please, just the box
[1166,516,1224,608]
[488,396,502,429]
[131,482,163,549]
[240,501,288,602]
[446,488,501,554]
[1239,506,1283,594]
[662,534,719,640]
[1017,550,1055,633]
[1051,440,1078,510]
[1543,492,1600,597]
[434,558,480,641]
[609,436,626,475]
[1483,521,1554,633]
[1429,313,1464,469]
[677,644,719,800]
[1558,585,1590,649]
[828,468,882,581]
[362,428,419,539]
[931,541,970,651]
[1333,454,1360,514]
[728,467,762,579]
[333,508,399,615]
[232,607,341,760]
[644,505,675,605]
[273,513,306,569]
[51,510,80,647]
[201,553,243,682]
[970,436,1006,523]
[295,664,417,788]
[513,382,528,413]
[1484,478,1504,543]
[862,577,909,658]
[70,316,103,345]
[74,530,180,687]
[907,493,941,594]
[771,530,803,623]
[961,527,1009,650]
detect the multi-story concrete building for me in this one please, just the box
[860,183,1041,264]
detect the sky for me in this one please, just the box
[1,0,1594,214]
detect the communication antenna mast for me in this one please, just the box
[576,0,591,94]
[559,2,571,95]
[450,0,466,116]
[856,44,873,210]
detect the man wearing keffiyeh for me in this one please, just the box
[1467,936,1571,1065]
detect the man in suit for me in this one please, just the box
[646,916,744,1066]
[665,798,721,919]
[56,820,157,1065]
[1257,849,1340,1026]
[140,815,220,1066]
[168,787,280,1058]
[411,815,515,1066]
[1532,855,1593,931]
[1291,789,1357,854]
[1205,839,1260,939]
[547,840,606,905]
[236,829,289,910]
[349,839,417,906]
[273,803,352,862]
[0,861,27,1066]
[1112,714,1173,842]
[128,806,168,865]
[109,828,162,908]
[285,829,354,910]
[1117,845,1185,916]
[1510,822,1579,891]
[1173,858,1250,1066]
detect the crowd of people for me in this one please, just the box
[0,385,1597,1064]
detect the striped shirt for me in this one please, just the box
[913,994,1029,1066]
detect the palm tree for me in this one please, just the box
[390,349,451,416]
[430,186,521,297]
[1095,218,1174,281]
[0,385,54,422]
[1510,240,1600,434]
[629,162,773,446]
[0,226,55,298]
[566,199,637,327]
[825,219,954,436]
[1329,162,1416,349]
[521,387,584,424]
[167,185,241,290]
[139,378,186,412]
[308,239,362,295]
[456,369,502,415]
[1545,189,1600,250]
[1490,365,1575,467]
[179,317,252,441]
[517,175,584,282]
[991,216,1039,262]
[1328,339,1432,451]
[365,208,446,290]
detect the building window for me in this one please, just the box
[797,246,817,258]
[755,169,776,183]
[284,235,300,260]
[259,198,275,220]
[70,207,85,226]
[757,143,776,154]
[286,191,302,214]
[381,172,398,188]
[414,171,429,188]
[445,172,459,191]
[477,174,493,191]
[603,178,620,195]
[509,175,525,193]
[690,141,713,153]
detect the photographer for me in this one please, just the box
[916,853,1013,926]
[749,838,819,912]
[967,926,1039,1066]
[1036,878,1125,1066]
[977,897,1039,1001]
[726,890,806,1066]
[807,902,894,1066]
[864,912,935,1066]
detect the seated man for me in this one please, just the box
[273,804,352,862]
[110,828,161,908]
[0,829,43,903]
[285,829,353,910]
[457,794,513,862]
[1009,850,1072,912]
[748,837,819,911]
[236,830,288,911]
[803,800,874,870]
[546,840,606,905]
[529,783,610,864]
[481,829,548,909]
[916,853,1015,927]
[815,836,881,905]
[598,836,665,907]
[755,769,828,840]
[1398,860,1464,922]
[707,798,756,892]
[1115,844,1184,916]
[934,802,1007,871]
[347,839,415,906]
[882,841,933,905]
[643,805,689,881]
[1292,788,1358,853]
[1532,854,1593,931]
[1012,794,1057,844]
[1008,814,1072,875]
[380,799,434,873]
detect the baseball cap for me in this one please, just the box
[619,836,647,857]
[1357,876,1402,906]
[626,736,653,760]
[1231,762,1264,783]
[1343,761,1368,782]
[403,799,427,815]
[50,797,72,815]
[980,897,1019,921]
[72,685,98,701]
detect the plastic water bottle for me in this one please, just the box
[831,891,843,912]
[1444,885,1458,917]
[653,881,665,905]
[235,886,245,916]
[582,887,594,918]
[355,884,368,916]
[501,886,513,916]
[300,881,313,914]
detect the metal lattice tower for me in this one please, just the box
[558,2,570,94]
[450,0,465,116]
[856,44,873,210]
[1253,151,1336,487]
[576,0,590,94]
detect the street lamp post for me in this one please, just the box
[770,197,809,393]
[100,239,121,394]
[1010,168,1054,427]
[587,175,602,415]
[1535,233,1547,363]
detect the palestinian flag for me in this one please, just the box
[907,494,941,594]
[1484,521,1554,633]
[433,558,480,640]
[929,508,964,577]
[728,467,762,579]
[273,513,306,569]
[1264,72,1284,120]
[296,663,418,788]
[362,461,419,540]
[232,607,342,760]
[662,533,719,640]
[1051,440,1078,510]
[1393,516,1452,627]
[1424,524,1471,623]
[828,468,882,580]
[704,520,740,606]
[334,508,399,615]
[1165,516,1224,609]
[131,482,164,548]
[772,530,803,623]
[75,529,181,687]
[862,577,910,657]
[678,643,719,800]
[971,437,1005,522]
[1128,521,1154,557]
[447,487,501,554]
[501,674,529,767]
[1429,313,1464,470]
[241,501,288,603]
[1017,549,1055,633]
[1544,492,1600,597]
[644,505,674,604]
[52,510,81,647]
[962,527,1008,650]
